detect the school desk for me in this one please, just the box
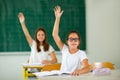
[35,69,120,80]
[22,64,43,80]
[22,63,61,80]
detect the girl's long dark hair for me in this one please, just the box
[35,27,49,52]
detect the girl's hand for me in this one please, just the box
[54,5,63,18]
[18,12,25,23]
[71,70,80,76]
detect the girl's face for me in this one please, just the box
[37,30,45,42]
[67,33,80,49]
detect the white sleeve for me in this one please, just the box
[61,44,68,54]
[30,40,37,53]
[80,51,88,61]
[49,45,55,53]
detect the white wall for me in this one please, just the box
[0,54,28,80]
[86,0,120,69]
[0,52,62,80]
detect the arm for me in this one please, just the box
[71,59,90,76]
[52,6,64,50]
[41,51,57,64]
[18,12,33,46]
[49,51,57,63]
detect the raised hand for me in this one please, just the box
[18,12,25,23]
[54,5,63,18]
[52,5,64,50]
[18,12,33,46]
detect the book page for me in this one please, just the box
[33,70,60,76]
[33,70,71,77]
[22,63,43,66]
[60,73,71,75]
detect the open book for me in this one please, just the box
[22,63,44,66]
[33,70,71,77]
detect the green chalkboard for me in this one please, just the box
[0,0,86,52]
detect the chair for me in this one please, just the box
[41,63,61,71]
[89,62,114,71]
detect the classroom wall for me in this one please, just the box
[86,0,120,69]
[0,0,120,80]
[0,54,27,80]
[0,52,62,80]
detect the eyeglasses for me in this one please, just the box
[68,37,79,42]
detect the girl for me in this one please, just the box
[18,12,57,66]
[52,6,90,76]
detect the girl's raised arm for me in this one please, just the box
[18,12,33,46]
[52,6,64,50]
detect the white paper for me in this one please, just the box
[22,63,43,66]
[33,70,70,77]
